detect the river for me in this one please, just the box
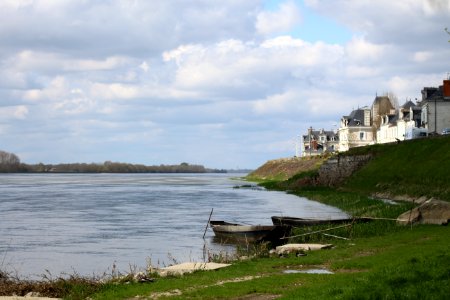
[0,173,347,278]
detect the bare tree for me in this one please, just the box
[0,150,20,165]
[0,150,21,172]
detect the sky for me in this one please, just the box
[0,0,449,169]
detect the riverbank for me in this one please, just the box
[2,138,449,299]
[60,223,449,299]
[2,217,448,299]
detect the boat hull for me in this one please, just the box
[271,216,354,227]
[210,221,290,243]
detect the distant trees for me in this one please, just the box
[0,150,21,172]
[11,161,221,173]
[0,150,223,173]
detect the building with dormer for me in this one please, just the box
[377,100,426,143]
[302,79,448,154]
[338,106,374,152]
[302,128,339,156]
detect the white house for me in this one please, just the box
[377,100,426,143]
[338,106,374,152]
[397,101,426,140]
[315,79,449,153]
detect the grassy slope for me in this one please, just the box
[255,136,450,201]
[342,135,450,201]
[92,226,449,300]
[246,156,326,181]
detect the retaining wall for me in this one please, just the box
[317,154,372,186]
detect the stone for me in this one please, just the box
[274,244,333,255]
[397,208,421,225]
[397,199,450,225]
[133,272,155,283]
[157,262,231,277]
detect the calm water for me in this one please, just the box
[0,173,347,278]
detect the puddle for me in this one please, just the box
[283,269,334,274]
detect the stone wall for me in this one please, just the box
[317,154,372,186]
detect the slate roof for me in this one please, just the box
[302,129,339,142]
[401,100,420,110]
[422,86,443,101]
[343,108,366,126]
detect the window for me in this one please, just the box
[359,132,365,140]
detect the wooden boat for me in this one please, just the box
[271,216,368,227]
[209,220,289,243]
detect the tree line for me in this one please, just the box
[0,150,226,173]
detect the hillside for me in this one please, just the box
[342,135,450,201]
[246,156,327,181]
[249,135,450,201]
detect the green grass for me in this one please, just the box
[89,226,449,299]
[285,226,450,299]
[342,136,450,200]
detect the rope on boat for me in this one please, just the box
[280,216,399,240]
[321,233,350,240]
[356,216,398,221]
[280,223,353,240]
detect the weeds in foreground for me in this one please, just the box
[205,240,271,264]
[0,257,160,299]
[0,271,103,299]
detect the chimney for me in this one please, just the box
[444,79,450,98]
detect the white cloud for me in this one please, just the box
[253,91,298,115]
[8,51,130,73]
[0,105,29,120]
[89,83,139,100]
[344,65,380,78]
[0,0,33,10]
[345,37,385,62]
[23,76,68,101]
[14,105,29,119]
[256,1,301,36]
[64,56,130,72]
[139,61,149,73]
[422,0,450,15]
[305,0,450,47]
[413,51,432,62]
[163,36,344,100]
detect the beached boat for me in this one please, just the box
[271,216,366,227]
[209,220,289,243]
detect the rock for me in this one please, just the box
[397,208,421,225]
[274,244,333,255]
[133,272,155,283]
[397,199,450,225]
[25,292,41,297]
[157,262,231,277]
